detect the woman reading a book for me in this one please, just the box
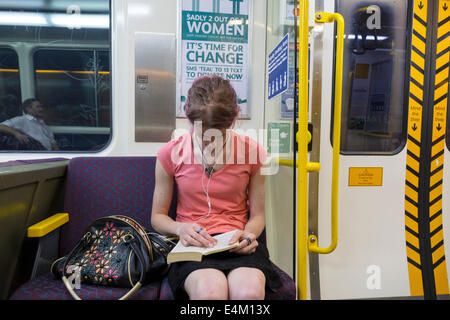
[151,75,281,300]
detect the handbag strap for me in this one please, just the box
[61,237,146,300]
[62,276,143,300]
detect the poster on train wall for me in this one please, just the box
[178,0,249,117]
[268,33,289,100]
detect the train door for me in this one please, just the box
[263,0,300,282]
[309,0,450,299]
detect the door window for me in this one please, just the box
[335,0,412,154]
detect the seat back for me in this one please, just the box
[59,156,265,255]
[60,157,177,255]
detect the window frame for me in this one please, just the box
[329,0,414,156]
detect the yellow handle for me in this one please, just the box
[308,12,344,254]
[28,213,69,238]
[275,159,321,172]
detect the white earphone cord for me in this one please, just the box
[193,132,229,221]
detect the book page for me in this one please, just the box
[169,229,239,254]
[204,229,239,254]
[169,240,206,254]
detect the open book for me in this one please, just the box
[167,230,239,263]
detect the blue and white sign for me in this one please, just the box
[268,33,289,100]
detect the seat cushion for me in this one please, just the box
[10,273,161,300]
[159,276,175,300]
[265,264,296,300]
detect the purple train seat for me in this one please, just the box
[10,157,295,300]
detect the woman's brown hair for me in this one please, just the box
[185,75,240,130]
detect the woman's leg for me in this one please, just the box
[184,268,229,300]
[227,267,266,300]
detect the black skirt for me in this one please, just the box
[167,241,282,299]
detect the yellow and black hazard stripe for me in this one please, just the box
[405,0,450,298]
[405,0,428,297]
[429,0,449,296]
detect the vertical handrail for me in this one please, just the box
[294,8,345,299]
[307,12,345,254]
[297,0,309,301]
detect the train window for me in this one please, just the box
[33,49,111,150]
[96,51,111,128]
[334,0,411,154]
[0,48,21,123]
[0,0,111,152]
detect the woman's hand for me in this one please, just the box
[228,230,258,255]
[176,223,217,248]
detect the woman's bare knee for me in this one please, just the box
[184,269,228,300]
[227,267,266,300]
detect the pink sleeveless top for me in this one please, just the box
[156,131,267,235]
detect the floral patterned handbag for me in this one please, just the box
[51,215,175,300]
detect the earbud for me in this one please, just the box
[205,166,214,178]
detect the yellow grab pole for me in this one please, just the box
[278,9,344,299]
[308,12,345,254]
[297,0,309,300]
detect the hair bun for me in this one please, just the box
[185,76,239,129]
